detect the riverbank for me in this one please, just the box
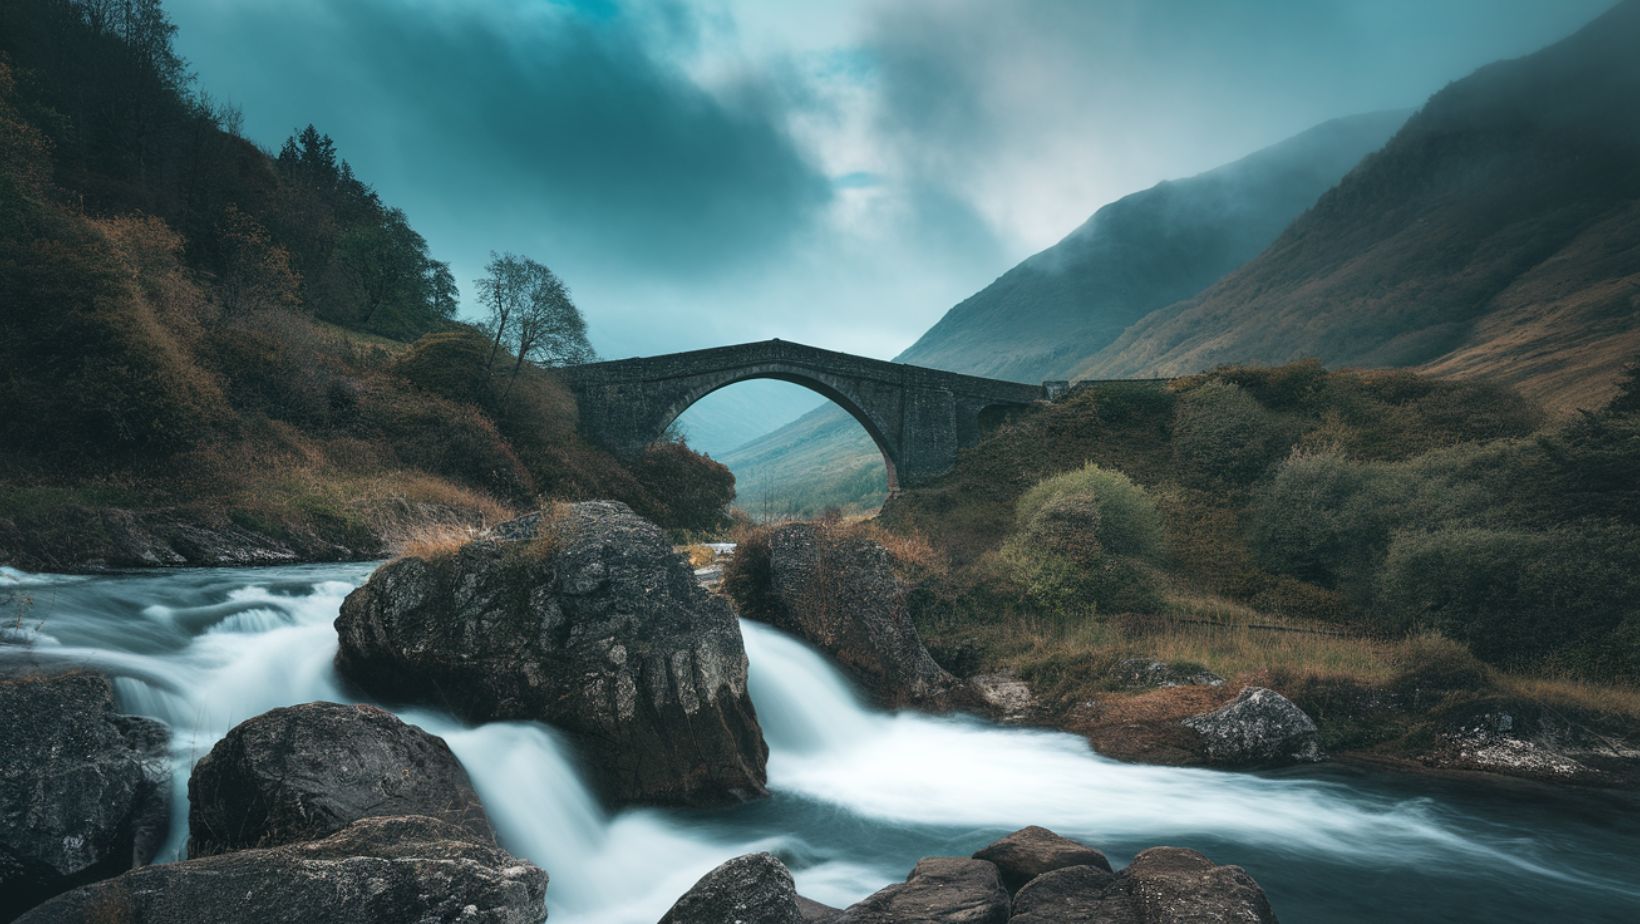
[723,516,1640,794]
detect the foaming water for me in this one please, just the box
[2,564,1637,923]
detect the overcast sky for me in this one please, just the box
[168,0,1610,362]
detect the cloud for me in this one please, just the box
[859,0,1614,247]
[173,0,830,280]
[166,0,1613,364]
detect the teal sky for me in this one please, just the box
[166,0,1612,363]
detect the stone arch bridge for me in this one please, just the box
[558,339,1062,491]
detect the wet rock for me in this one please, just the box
[659,852,802,924]
[336,500,767,806]
[797,895,843,922]
[1117,659,1225,689]
[0,671,169,920]
[1120,847,1278,923]
[971,825,1111,893]
[1010,865,1119,921]
[1417,697,1640,786]
[969,673,1039,725]
[17,815,547,924]
[1182,686,1323,767]
[730,523,960,708]
[1009,846,1277,924]
[187,701,493,857]
[837,856,1010,923]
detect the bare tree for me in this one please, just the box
[480,253,596,402]
[476,252,527,378]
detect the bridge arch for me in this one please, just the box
[558,339,1049,491]
[653,368,903,490]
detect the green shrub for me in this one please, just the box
[1014,463,1164,561]
[1249,452,1401,589]
[1171,381,1292,487]
[999,464,1164,616]
[1390,634,1492,705]
[1376,524,1640,668]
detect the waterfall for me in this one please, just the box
[3,564,1637,923]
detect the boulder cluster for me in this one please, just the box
[661,825,1278,924]
[9,698,545,924]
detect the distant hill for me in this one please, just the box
[898,110,1410,383]
[1076,0,1640,414]
[722,112,1409,515]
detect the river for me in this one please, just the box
[2,563,1637,922]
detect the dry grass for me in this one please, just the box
[1500,674,1640,721]
[393,521,482,560]
[683,544,717,569]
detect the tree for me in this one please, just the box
[477,252,596,400]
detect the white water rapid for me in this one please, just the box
[3,564,1637,922]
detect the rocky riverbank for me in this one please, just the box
[722,519,1640,791]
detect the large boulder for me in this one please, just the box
[729,523,960,708]
[1182,687,1323,767]
[659,852,803,924]
[336,501,767,805]
[1010,845,1277,924]
[17,815,547,924]
[0,671,169,921]
[971,825,1111,893]
[836,857,1010,924]
[187,701,493,857]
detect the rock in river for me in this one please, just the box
[836,856,1011,924]
[0,671,169,921]
[17,815,547,924]
[727,522,960,708]
[1182,686,1324,767]
[187,701,494,857]
[971,825,1112,893]
[659,852,804,924]
[1011,845,1278,923]
[335,500,767,806]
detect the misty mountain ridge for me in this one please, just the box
[1076,0,1640,413]
[720,110,1410,515]
[897,109,1410,383]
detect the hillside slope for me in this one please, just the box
[898,111,1408,382]
[723,113,1408,515]
[1076,0,1640,414]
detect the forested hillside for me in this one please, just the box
[0,0,731,570]
[1077,0,1640,413]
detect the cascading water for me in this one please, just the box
[3,563,1638,922]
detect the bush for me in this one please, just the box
[1249,452,1407,591]
[1014,463,1164,561]
[1390,634,1492,705]
[395,328,495,406]
[1376,524,1640,669]
[999,464,1164,616]
[1171,381,1292,487]
[626,440,735,532]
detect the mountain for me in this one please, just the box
[673,381,823,458]
[1076,0,1640,414]
[897,110,1411,383]
[721,112,1410,515]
